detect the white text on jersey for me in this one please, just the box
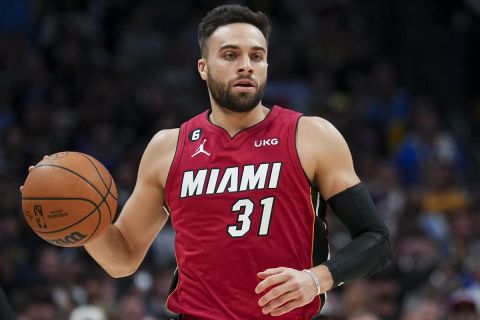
[180,162,282,198]
[254,138,279,147]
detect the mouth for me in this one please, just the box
[231,79,257,93]
[233,79,257,88]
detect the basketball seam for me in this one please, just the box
[78,153,118,201]
[34,164,105,198]
[82,198,103,245]
[105,177,113,222]
[77,154,116,222]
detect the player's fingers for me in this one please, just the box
[255,272,288,294]
[259,281,297,307]
[258,282,290,306]
[257,267,285,279]
[21,166,36,192]
[43,155,48,159]
[261,290,299,315]
[270,299,302,317]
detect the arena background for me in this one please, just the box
[1,0,480,319]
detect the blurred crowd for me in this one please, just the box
[1,0,480,319]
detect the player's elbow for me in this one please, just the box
[100,256,140,278]
[105,264,139,278]
[364,225,393,272]
[376,230,393,267]
[108,270,136,279]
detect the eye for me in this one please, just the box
[224,52,236,60]
[251,53,264,62]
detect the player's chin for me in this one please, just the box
[233,92,258,102]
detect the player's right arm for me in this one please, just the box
[84,129,179,278]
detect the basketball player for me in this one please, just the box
[84,5,391,319]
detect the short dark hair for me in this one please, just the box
[197,4,272,57]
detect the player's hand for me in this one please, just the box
[255,267,318,316]
[19,155,48,193]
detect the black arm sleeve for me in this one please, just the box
[322,183,392,287]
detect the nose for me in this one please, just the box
[237,56,254,75]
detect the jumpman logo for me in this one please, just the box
[191,139,211,157]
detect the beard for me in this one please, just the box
[207,70,267,113]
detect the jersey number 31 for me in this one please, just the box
[227,197,275,238]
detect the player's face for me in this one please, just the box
[198,23,268,113]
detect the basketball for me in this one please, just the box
[21,152,117,247]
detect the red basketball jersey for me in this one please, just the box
[165,106,322,320]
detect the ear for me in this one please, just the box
[198,58,208,80]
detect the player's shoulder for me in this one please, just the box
[298,115,343,143]
[142,128,179,165]
[149,128,180,149]
[140,128,180,187]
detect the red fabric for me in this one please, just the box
[165,106,320,320]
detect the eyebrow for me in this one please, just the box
[219,45,267,53]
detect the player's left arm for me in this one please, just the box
[255,116,392,316]
[306,117,392,286]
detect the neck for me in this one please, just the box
[209,104,270,137]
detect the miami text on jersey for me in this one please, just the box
[180,162,282,198]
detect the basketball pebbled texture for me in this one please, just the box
[21,151,118,247]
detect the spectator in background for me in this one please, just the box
[347,310,380,320]
[367,275,400,320]
[117,292,156,320]
[0,286,15,320]
[0,0,32,35]
[16,288,58,320]
[400,297,445,320]
[69,305,106,320]
[368,161,406,238]
[421,163,467,215]
[359,61,411,154]
[392,228,440,305]
[447,292,479,320]
[395,96,463,186]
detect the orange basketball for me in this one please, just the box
[21,151,117,247]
